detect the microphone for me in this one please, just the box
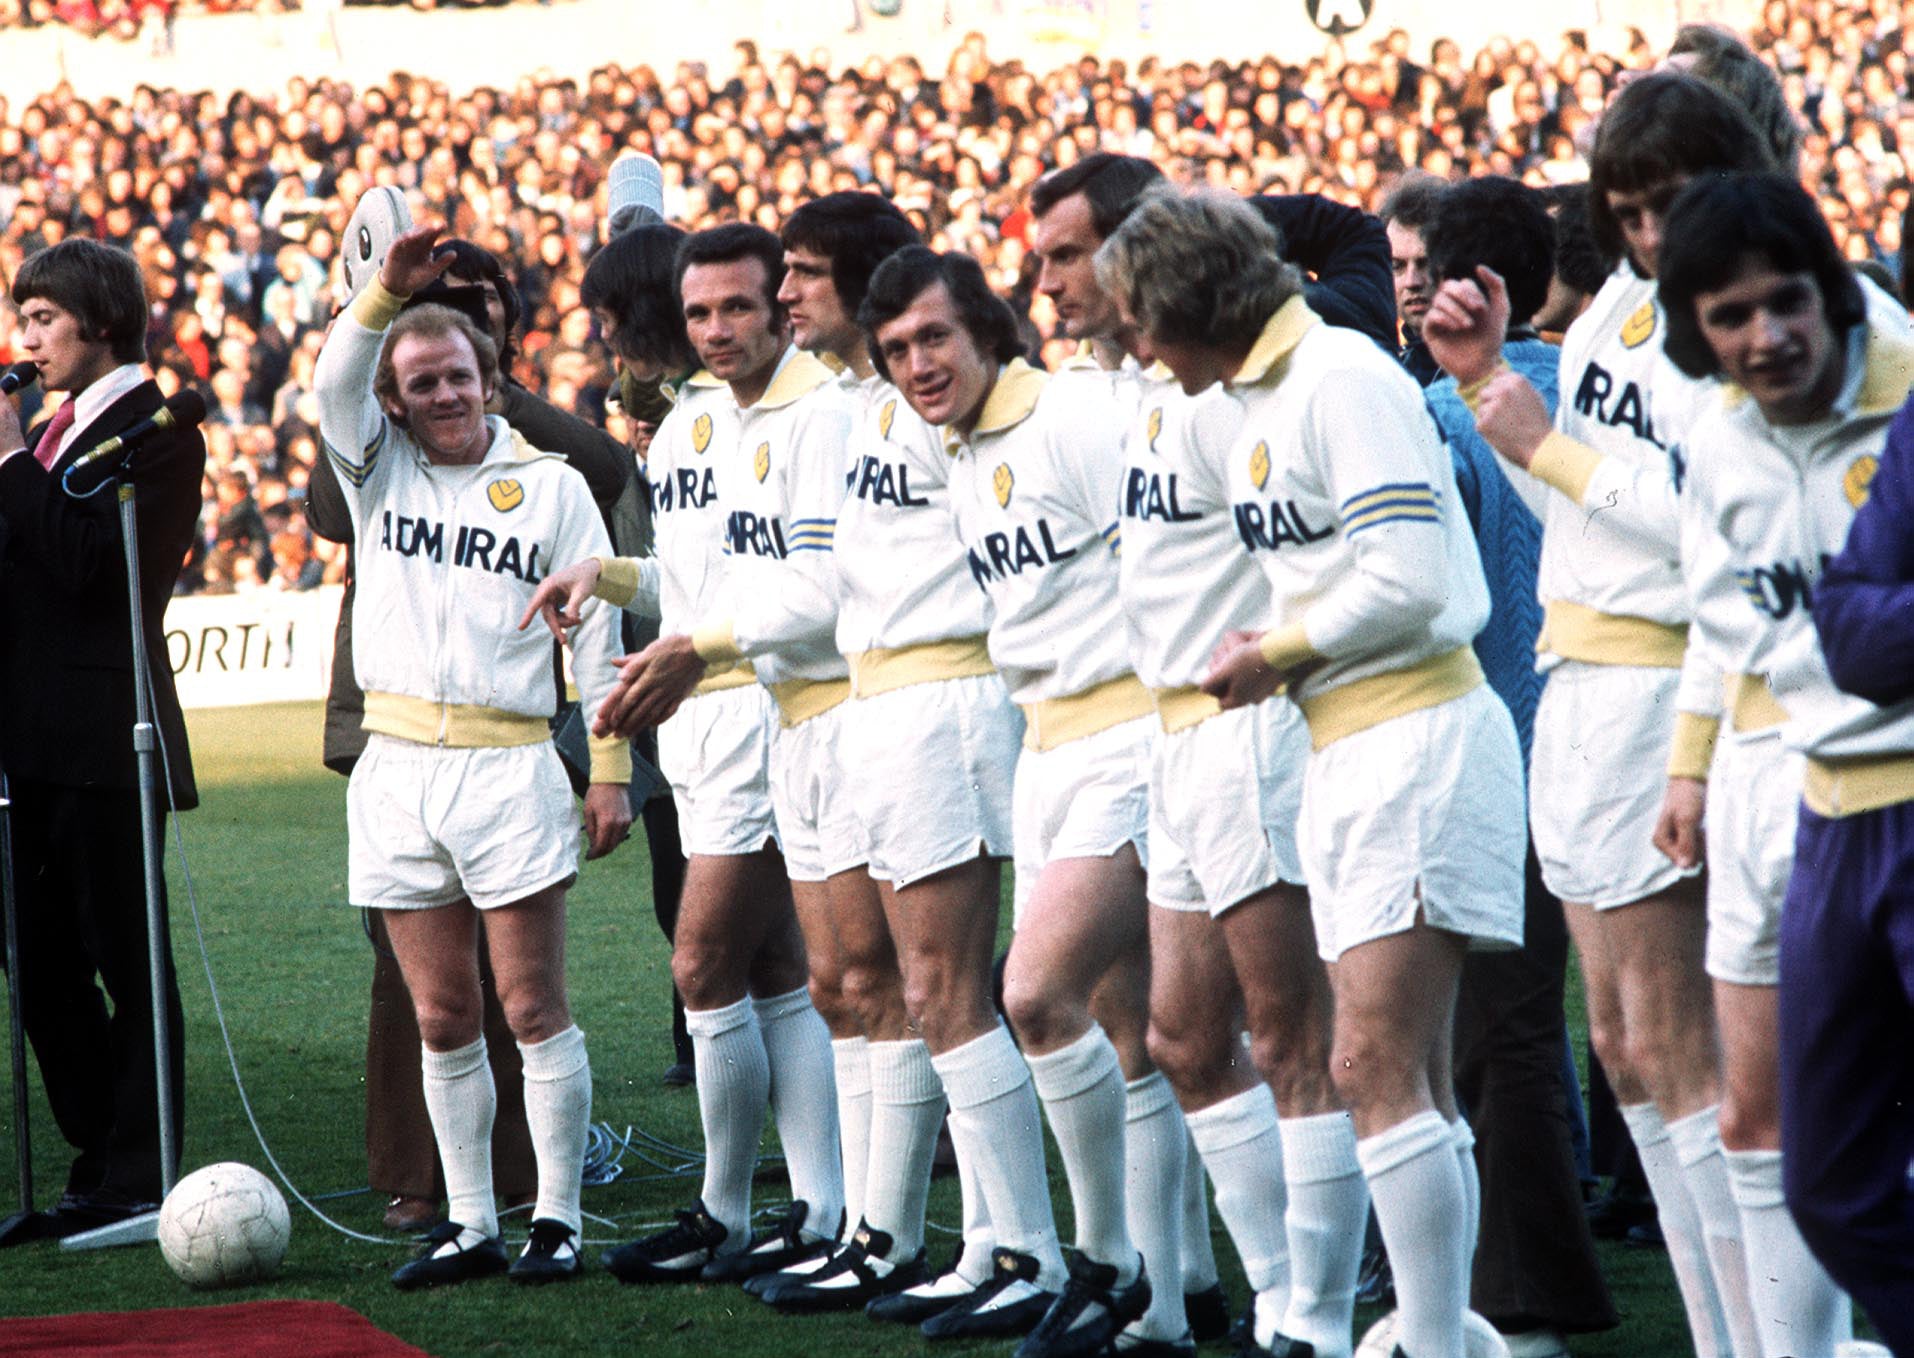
[607,153,664,235]
[65,391,208,479]
[0,362,36,396]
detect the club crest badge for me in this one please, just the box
[993,463,1014,508]
[754,441,771,483]
[879,399,896,440]
[487,478,525,513]
[692,412,712,454]
[1621,300,1657,349]
[1844,454,1879,508]
[1249,440,1270,491]
[1146,406,1163,452]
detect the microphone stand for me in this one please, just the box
[61,461,179,1251]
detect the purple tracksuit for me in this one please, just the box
[1790,393,1914,1357]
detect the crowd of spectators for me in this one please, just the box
[0,0,544,40]
[0,0,1909,595]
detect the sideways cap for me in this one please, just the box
[607,153,665,235]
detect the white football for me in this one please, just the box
[1356,1309,1511,1358]
[340,185,411,303]
[157,1162,290,1288]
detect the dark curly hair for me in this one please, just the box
[859,245,1023,386]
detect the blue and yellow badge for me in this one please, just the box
[692,412,713,455]
[487,478,525,513]
[993,463,1014,508]
[1146,406,1163,453]
[754,441,771,483]
[879,399,896,441]
[1844,454,1879,508]
[1248,440,1270,491]
[1621,300,1657,349]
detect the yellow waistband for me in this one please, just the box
[362,691,549,749]
[1020,673,1154,751]
[1727,672,1790,735]
[693,660,757,697]
[1298,648,1485,751]
[1803,753,1914,819]
[1538,600,1688,669]
[1152,685,1224,734]
[769,676,852,728]
[849,635,995,699]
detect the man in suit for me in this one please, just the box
[0,237,206,1242]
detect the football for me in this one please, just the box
[1356,1309,1511,1358]
[339,184,412,303]
[157,1162,291,1289]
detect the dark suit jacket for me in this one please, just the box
[0,378,205,809]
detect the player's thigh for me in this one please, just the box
[1148,904,1243,1068]
[1008,844,1149,1007]
[481,881,572,1040]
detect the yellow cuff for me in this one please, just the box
[1528,432,1604,504]
[1456,360,1510,411]
[593,555,640,609]
[350,276,410,331]
[588,733,633,785]
[691,622,744,665]
[1257,622,1319,671]
[1667,711,1721,781]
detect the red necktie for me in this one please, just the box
[33,399,76,471]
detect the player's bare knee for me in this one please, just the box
[1145,1016,1230,1097]
[1716,1081,1780,1152]
[1001,966,1068,1051]
[413,995,483,1051]
[1328,1026,1415,1115]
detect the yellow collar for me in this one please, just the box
[1856,326,1914,417]
[1228,295,1319,387]
[506,426,564,463]
[753,346,837,410]
[686,367,725,389]
[944,358,1047,455]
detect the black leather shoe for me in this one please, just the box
[922,1247,1058,1340]
[1186,1282,1231,1343]
[391,1221,509,1290]
[604,1200,729,1283]
[867,1268,988,1324]
[701,1200,836,1282]
[661,1061,695,1087]
[764,1223,928,1312]
[509,1218,582,1284]
[1014,1252,1152,1358]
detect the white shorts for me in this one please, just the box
[348,734,577,911]
[1010,714,1152,923]
[1532,662,1691,909]
[1704,733,1801,986]
[1149,702,1307,916]
[770,702,869,883]
[1300,685,1526,962]
[657,684,781,860]
[841,672,1021,887]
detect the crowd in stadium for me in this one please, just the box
[0,1,1907,599]
[0,0,545,38]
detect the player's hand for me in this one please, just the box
[1200,630,1287,710]
[582,781,633,860]
[1652,776,1707,868]
[0,395,26,462]
[1422,265,1510,387]
[592,634,708,737]
[519,558,603,640]
[1473,370,1552,471]
[381,221,455,296]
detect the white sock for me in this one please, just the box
[1026,1024,1138,1281]
[1621,1101,1731,1358]
[1279,1111,1368,1356]
[420,1037,499,1240]
[1187,1084,1291,1347]
[1358,1110,1467,1358]
[1450,1117,1480,1280]
[685,997,769,1243]
[1668,1106,1761,1358]
[832,1036,873,1235]
[931,1024,1066,1287]
[517,1025,590,1237]
[1123,1073,1190,1340]
[1180,1131,1220,1292]
[952,1094,996,1284]
[864,1039,944,1257]
[1724,1147,1852,1358]
[754,987,844,1241]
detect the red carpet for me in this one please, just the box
[0,1300,431,1356]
